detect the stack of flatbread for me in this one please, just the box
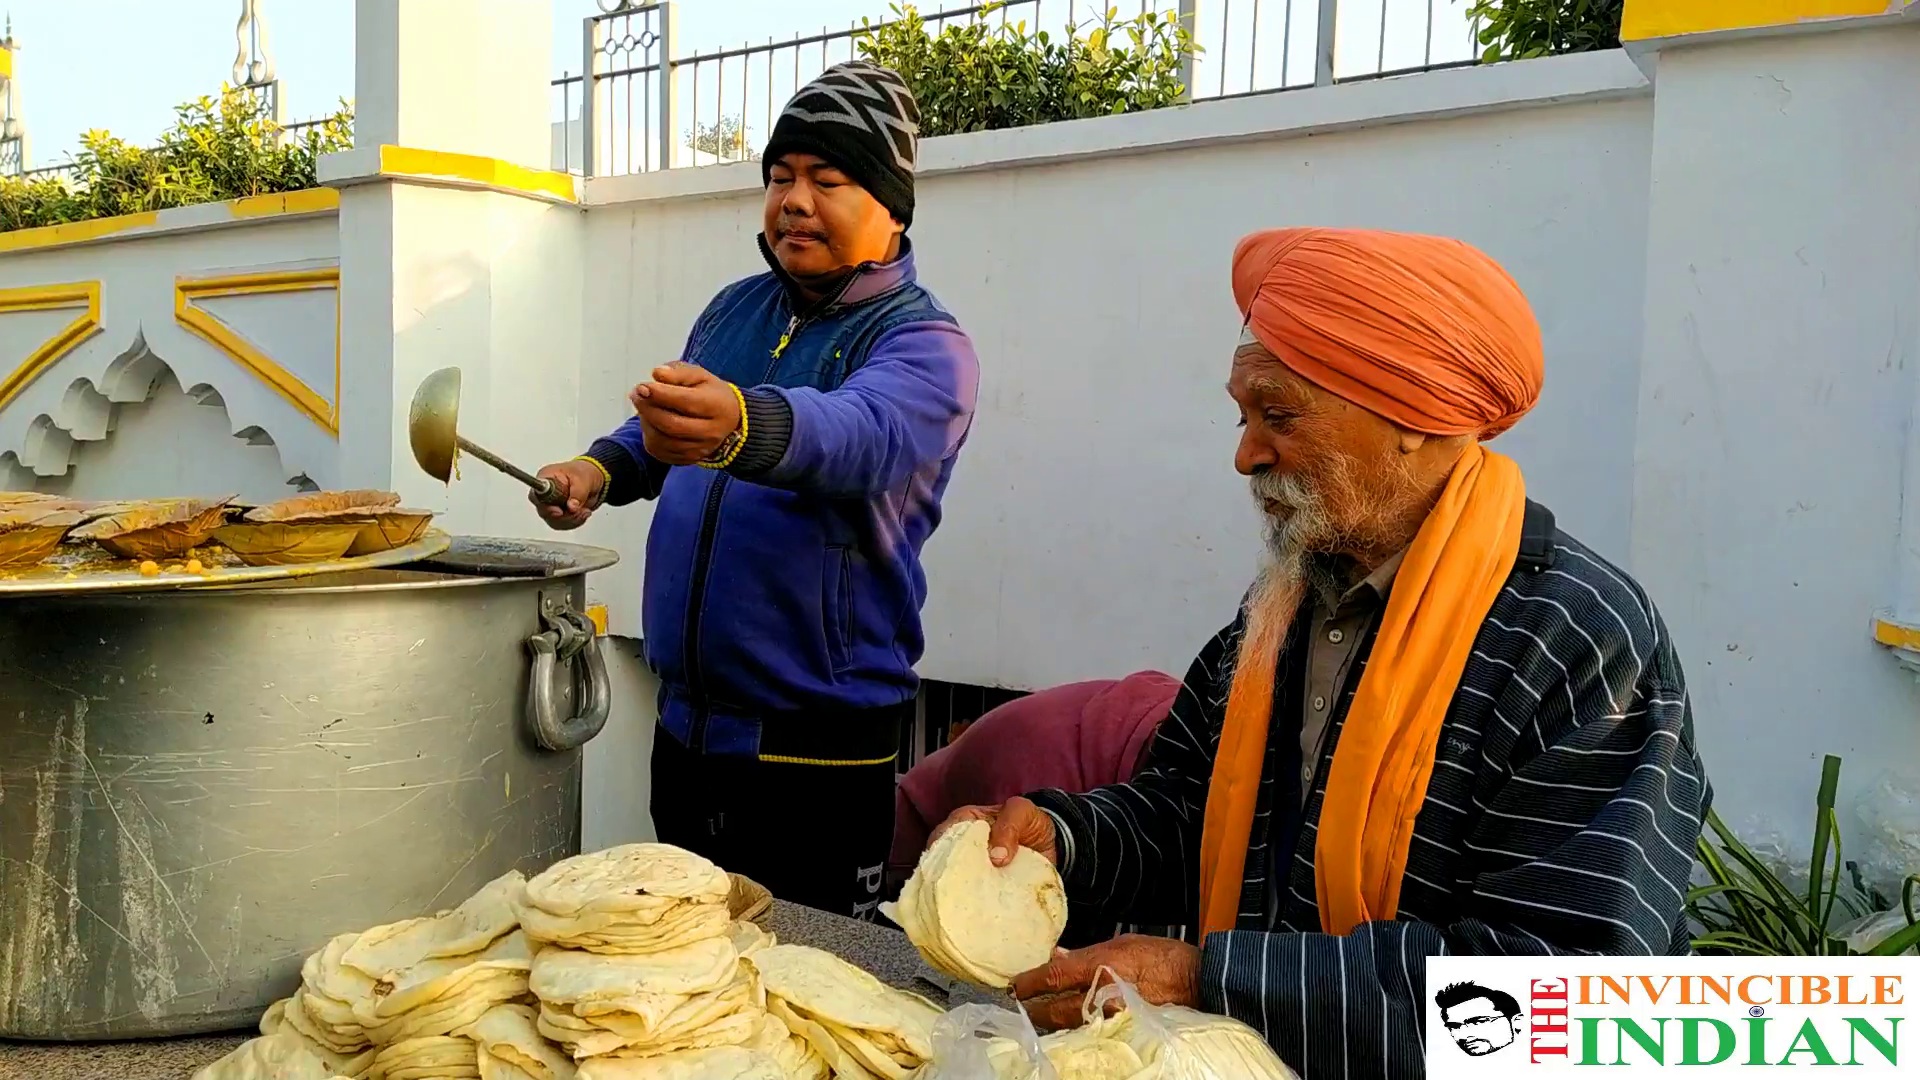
[519,844,799,1072]
[745,943,944,1080]
[190,1032,356,1080]
[361,1035,482,1080]
[254,871,538,1077]
[882,820,1069,989]
[573,1045,787,1080]
[517,844,734,954]
[460,1003,579,1080]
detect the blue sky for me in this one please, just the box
[12,1,887,165]
[11,0,1473,167]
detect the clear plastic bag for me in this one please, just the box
[913,969,1299,1080]
[1083,973,1300,1080]
[916,1002,1059,1080]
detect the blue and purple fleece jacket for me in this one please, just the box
[585,238,979,758]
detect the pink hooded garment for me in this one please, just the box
[888,671,1183,878]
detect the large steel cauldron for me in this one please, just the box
[0,536,617,1039]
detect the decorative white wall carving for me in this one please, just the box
[0,211,340,491]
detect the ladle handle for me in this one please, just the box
[456,436,570,507]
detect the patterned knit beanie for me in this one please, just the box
[762,61,920,226]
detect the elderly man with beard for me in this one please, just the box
[934,228,1711,1079]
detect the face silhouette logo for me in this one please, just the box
[1434,981,1522,1057]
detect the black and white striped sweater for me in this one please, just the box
[1029,518,1711,1080]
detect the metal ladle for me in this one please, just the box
[408,367,568,507]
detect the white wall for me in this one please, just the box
[575,56,1656,691]
[1630,25,1920,838]
[565,36,1920,846]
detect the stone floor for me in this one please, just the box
[0,901,997,1079]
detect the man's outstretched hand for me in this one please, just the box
[1012,935,1203,1031]
[632,362,742,466]
[929,796,1059,867]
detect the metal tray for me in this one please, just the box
[0,528,454,596]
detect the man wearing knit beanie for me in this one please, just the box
[535,62,981,922]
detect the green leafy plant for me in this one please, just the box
[1688,754,1920,956]
[0,85,352,233]
[1463,0,1623,62]
[856,2,1198,139]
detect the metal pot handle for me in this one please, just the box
[526,595,610,751]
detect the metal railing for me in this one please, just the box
[561,0,1488,178]
[17,162,76,183]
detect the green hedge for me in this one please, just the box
[0,86,352,234]
[855,2,1197,139]
[1467,0,1624,61]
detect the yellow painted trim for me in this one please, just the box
[757,752,900,768]
[0,212,160,255]
[1872,617,1920,651]
[376,146,579,204]
[230,187,340,218]
[586,603,609,637]
[174,267,341,436]
[0,47,13,81]
[1622,0,1911,40]
[0,281,104,411]
[0,188,338,256]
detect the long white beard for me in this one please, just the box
[1236,470,1327,676]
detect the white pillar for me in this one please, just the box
[352,0,550,167]
[332,0,585,538]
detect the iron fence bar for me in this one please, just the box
[1314,0,1337,85]
[582,14,600,177]
[1248,0,1262,92]
[1280,0,1294,87]
[1377,0,1387,75]
[1333,55,1474,83]
[657,2,677,171]
[598,62,664,80]
[1176,0,1197,100]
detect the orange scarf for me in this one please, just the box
[1196,445,1525,937]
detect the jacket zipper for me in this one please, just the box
[682,286,849,752]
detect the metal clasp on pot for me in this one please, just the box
[526,593,611,751]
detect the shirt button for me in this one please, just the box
[1300,765,1313,783]
[1313,695,1327,711]
[1328,628,1345,644]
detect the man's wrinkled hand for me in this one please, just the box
[1012,935,1203,1032]
[929,796,1058,867]
[631,362,741,466]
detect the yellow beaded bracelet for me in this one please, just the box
[571,455,613,506]
[699,382,750,471]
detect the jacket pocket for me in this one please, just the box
[823,545,854,675]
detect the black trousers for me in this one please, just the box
[649,714,900,921]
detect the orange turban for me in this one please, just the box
[1231,227,1544,439]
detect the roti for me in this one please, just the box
[919,821,1067,988]
[746,944,940,1059]
[524,845,730,919]
[531,937,740,1003]
[459,1004,578,1080]
[342,871,526,979]
[190,1033,349,1080]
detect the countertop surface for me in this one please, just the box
[0,900,1003,1080]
